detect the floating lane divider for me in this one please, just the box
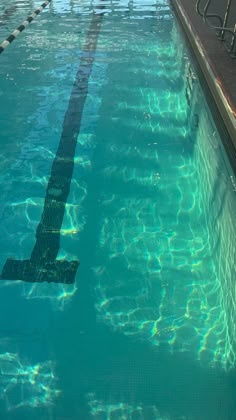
[0,3,106,284]
[0,0,52,54]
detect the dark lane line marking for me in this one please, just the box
[0,0,51,54]
[0,4,18,27]
[0,5,105,284]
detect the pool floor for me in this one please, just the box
[0,1,236,419]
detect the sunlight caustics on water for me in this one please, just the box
[0,0,236,419]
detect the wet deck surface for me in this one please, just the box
[171,0,236,150]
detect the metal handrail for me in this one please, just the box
[221,0,233,39]
[203,0,236,49]
[196,0,236,56]
[196,0,223,27]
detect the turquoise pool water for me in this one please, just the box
[0,0,236,418]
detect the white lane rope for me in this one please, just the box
[0,0,52,54]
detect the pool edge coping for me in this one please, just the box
[171,0,236,151]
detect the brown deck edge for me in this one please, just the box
[171,0,236,150]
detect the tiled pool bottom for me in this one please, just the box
[0,1,236,419]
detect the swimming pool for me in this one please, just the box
[0,0,236,418]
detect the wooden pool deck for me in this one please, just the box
[171,0,236,154]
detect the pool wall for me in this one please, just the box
[171,0,236,159]
[193,104,236,368]
[170,0,236,370]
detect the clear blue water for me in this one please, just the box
[0,0,236,419]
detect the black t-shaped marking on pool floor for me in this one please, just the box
[0,7,105,284]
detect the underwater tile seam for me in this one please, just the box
[0,3,106,284]
[171,0,236,155]
[0,0,52,54]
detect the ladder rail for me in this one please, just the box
[196,0,223,27]
[196,0,236,56]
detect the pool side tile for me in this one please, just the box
[171,0,236,150]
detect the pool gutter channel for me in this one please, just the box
[171,0,236,161]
